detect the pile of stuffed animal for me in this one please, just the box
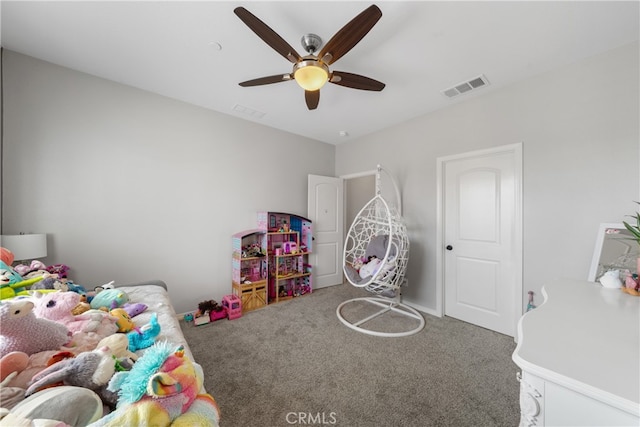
[0,247,220,426]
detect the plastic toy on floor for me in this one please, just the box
[221,295,242,320]
[194,299,226,325]
[526,291,536,312]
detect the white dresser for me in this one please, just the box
[512,278,640,426]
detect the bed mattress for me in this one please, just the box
[117,283,196,363]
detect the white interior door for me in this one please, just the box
[308,175,344,289]
[441,144,522,336]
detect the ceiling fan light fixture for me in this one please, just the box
[234,5,385,109]
[293,58,329,91]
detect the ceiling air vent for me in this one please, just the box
[232,104,265,119]
[442,75,490,98]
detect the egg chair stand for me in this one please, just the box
[337,165,424,337]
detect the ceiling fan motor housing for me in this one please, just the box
[301,33,322,54]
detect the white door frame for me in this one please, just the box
[340,169,377,180]
[435,143,523,331]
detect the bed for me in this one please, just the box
[0,280,220,426]
[115,281,195,359]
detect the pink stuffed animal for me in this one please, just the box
[0,350,59,390]
[0,247,14,265]
[32,291,118,338]
[13,260,47,277]
[0,351,29,382]
[0,299,70,357]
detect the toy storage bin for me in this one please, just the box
[222,294,242,320]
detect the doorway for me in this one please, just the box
[345,174,376,241]
[436,143,523,337]
[308,170,376,289]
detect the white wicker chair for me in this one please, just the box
[337,165,424,337]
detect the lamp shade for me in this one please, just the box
[294,66,328,91]
[293,59,329,91]
[0,234,48,261]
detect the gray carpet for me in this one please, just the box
[180,284,520,427]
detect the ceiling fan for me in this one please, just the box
[234,4,385,110]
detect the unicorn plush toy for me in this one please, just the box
[90,341,220,427]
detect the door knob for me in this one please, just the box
[446,245,453,251]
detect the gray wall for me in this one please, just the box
[1,51,335,314]
[345,174,375,239]
[336,42,640,314]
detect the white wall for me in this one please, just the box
[1,51,335,314]
[3,43,639,317]
[336,42,640,314]
[345,174,375,239]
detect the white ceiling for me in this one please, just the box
[2,1,638,145]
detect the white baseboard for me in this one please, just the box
[176,310,195,321]
[404,300,440,318]
[177,302,439,320]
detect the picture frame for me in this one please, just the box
[588,223,639,282]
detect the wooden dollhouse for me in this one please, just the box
[232,212,312,312]
[257,212,313,304]
[231,229,268,312]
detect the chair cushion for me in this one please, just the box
[344,264,364,284]
[365,235,393,260]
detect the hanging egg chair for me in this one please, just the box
[337,165,424,337]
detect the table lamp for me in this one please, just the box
[0,233,48,265]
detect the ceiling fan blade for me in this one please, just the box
[317,5,382,65]
[330,71,385,91]
[239,74,293,87]
[234,7,302,64]
[305,90,320,110]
